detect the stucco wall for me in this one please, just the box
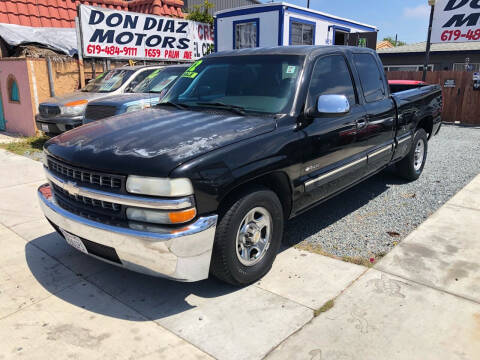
[29,59,82,107]
[0,58,36,136]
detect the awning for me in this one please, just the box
[0,23,77,56]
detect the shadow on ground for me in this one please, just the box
[25,169,407,321]
[26,234,240,321]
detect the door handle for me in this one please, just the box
[356,118,368,129]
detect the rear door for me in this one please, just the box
[296,54,368,210]
[352,52,396,174]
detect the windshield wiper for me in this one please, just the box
[195,102,246,116]
[156,101,188,110]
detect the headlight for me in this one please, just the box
[61,99,88,116]
[126,103,149,113]
[126,176,193,197]
[126,207,196,225]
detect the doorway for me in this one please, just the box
[334,30,348,45]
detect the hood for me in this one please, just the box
[88,93,158,107]
[41,91,117,106]
[45,108,276,177]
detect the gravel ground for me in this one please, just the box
[285,124,480,260]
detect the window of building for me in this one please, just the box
[290,18,315,45]
[308,55,357,106]
[234,19,259,49]
[353,53,385,103]
[7,75,20,103]
[453,63,480,72]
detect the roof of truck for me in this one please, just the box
[207,45,375,58]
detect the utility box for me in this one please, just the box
[214,2,378,52]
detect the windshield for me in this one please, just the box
[82,69,135,93]
[132,67,187,93]
[161,55,304,114]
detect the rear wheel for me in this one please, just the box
[210,187,284,285]
[396,129,428,181]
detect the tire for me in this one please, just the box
[210,186,284,286]
[396,129,428,181]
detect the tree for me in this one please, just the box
[186,0,214,26]
[382,36,407,47]
[186,0,215,54]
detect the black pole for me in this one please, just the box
[423,4,435,81]
[307,0,310,8]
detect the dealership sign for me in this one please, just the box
[431,0,480,43]
[79,5,214,61]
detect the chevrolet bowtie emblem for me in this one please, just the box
[64,181,80,196]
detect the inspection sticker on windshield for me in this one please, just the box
[286,66,297,74]
[181,71,198,78]
[146,69,161,80]
[181,60,202,78]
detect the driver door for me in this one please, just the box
[296,54,368,210]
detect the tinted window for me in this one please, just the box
[162,55,304,114]
[128,69,156,90]
[308,55,356,106]
[353,53,386,102]
[133,67,186,93]
[82,69,135,93]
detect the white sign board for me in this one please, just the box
[79,5,214,61]
[431,0,480,43]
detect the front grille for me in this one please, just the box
[85,104,118,121]
[39,104,60,117]
[48,156,124,191]
[53,183,121,212]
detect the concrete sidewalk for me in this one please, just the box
[0,149,364,360]
[0,148,479,360]
[267,174,480,359]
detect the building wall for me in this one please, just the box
[216,9,280,50]
[28,59,84,108]
[283,9,373,46]
[0,58,36,136]
[216,5,377,51]
[379,52,480,71]
[184,0,258,15]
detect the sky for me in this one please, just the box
[260,0,432,44]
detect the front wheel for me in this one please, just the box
[210,187,284,285]
[396,128,428,181]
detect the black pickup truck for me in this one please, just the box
[38,46,442,285]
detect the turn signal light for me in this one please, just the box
[65,99,88,107]
[168,208,197,224]
[126,207,197,225]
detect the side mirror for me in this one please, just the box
[308,94,350,117]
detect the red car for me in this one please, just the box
[389,80,427,93]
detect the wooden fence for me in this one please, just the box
[386,71,480,125]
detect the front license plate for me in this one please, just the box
[41,124,49,132]
[60,228,88,254]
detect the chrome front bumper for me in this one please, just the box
[38,184,218,282]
